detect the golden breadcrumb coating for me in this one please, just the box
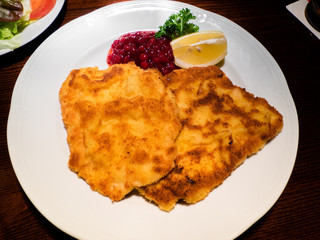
[138,66,283,211]
[59,63,181,201]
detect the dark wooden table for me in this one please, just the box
[1,0,319,239]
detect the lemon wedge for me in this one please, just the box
[170,31,227,68]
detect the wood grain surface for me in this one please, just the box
[1,0,319,239]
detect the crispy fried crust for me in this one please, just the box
[59,63,181,201]
[138,66,283,211]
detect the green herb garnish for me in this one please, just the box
[155,8,199,40]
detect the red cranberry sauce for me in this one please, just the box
[107,31,176,75]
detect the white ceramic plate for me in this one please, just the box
[0,0,65,55]
[7,1,299,240]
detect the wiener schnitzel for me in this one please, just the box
[138,66,283,211]
[59,63,181,201]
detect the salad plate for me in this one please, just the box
[7,1,299,239]
[0,0,65,56]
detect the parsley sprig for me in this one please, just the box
[155,8,199,40]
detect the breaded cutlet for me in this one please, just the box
[138,66,283,211]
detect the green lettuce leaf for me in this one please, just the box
[0,17,30,39]
[0,17,30,49]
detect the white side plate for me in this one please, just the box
[0,0,65,55]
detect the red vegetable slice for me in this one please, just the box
[29,0,56,20]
